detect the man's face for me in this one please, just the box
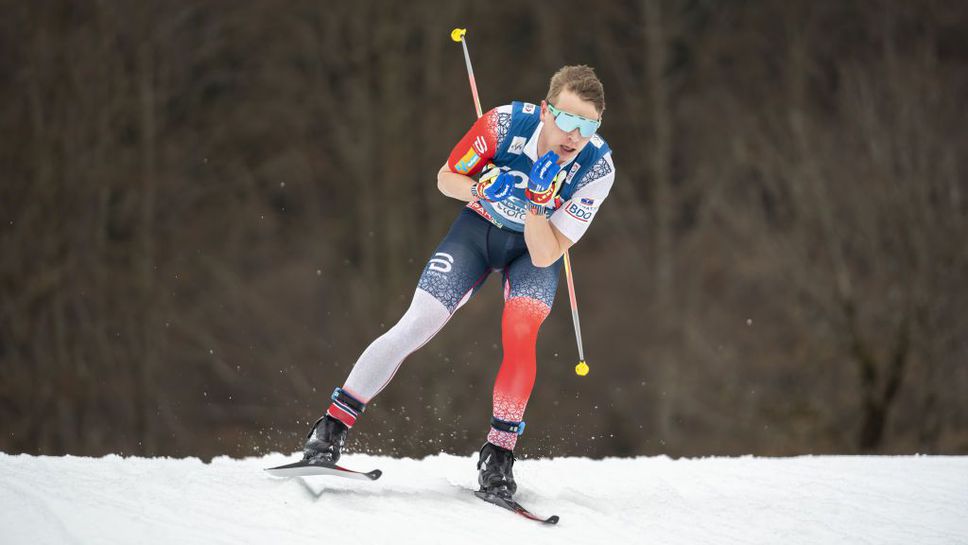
[539,88,602,165]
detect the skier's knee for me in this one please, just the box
[502,297,549,341]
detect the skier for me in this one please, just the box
[302,65,615,500]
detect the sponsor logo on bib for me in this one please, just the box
[564,162,582,185]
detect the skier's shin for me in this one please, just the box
[488,297,550,449]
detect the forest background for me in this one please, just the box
[2,0,966,460]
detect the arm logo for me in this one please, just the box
[455,148,481,174]
[473,136,488,154]
[566,202,594,222]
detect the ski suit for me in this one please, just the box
[329,101,615,450]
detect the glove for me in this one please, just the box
[525,151,563,211]
[472,166,515,203]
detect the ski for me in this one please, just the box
[264,459,382,481]
[473,490,559,525]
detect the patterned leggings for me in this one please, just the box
[339,208,562,450]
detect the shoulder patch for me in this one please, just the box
[455,148,481,174]
[589,134,604,149]
[522,102,536,115]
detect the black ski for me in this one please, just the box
[474,490,559,525]
[265,459,382,481]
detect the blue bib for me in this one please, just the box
[474,101,612,232]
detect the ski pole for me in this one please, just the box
[450,28,590,377]
[563,252,589,376]
[450,28,483,118]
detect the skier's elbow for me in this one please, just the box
[436,164,452,195]
[530,256,548,268]
[437,180,456,199]
[526,237,562,268]
[530,253,556,269]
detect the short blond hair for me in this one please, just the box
[546,65,605,116]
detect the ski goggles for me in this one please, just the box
[547,103,601,138]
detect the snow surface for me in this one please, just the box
[1,452,966,545]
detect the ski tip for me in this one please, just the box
[265,459,306,471]
[263,460,381,481]
[473,490,559,525]
[264,463,295,474]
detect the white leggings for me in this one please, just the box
[342,288,454,401]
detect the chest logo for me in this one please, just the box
[508,136,527,155]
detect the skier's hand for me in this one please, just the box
[472,166,515,203]
[525,151,563,208]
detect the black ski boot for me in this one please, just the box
[303,415,348,464]
[477,442,517,499]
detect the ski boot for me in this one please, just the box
[303,415,348,464]
[477,442,517,499]
[303,387,366,464]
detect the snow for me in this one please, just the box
[1,452,966,545]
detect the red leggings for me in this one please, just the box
[488,296,551,449]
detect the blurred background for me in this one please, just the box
[2,0,967,461]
